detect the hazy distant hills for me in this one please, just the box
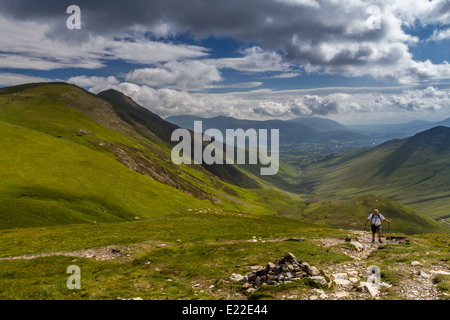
[288,117,349,132]
[166,115,365,145]
[168,114,450,145]
[347,118,450,140]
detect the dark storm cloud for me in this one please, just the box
[1,0,449,82]
[0,0,381,46]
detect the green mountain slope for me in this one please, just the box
[0,119,208,228]
[302,126,450,224]
[97,89,261,189]
[0,83,305,228]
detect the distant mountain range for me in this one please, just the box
[168,114,450,145]
[166,115,359,144]
[347,118,450,140]
[287,117,349,132]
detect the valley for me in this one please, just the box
[0,82,448,301]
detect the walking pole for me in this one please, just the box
[386,221,390,241]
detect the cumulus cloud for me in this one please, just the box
[253,101,292,117]
[428,28,450,42]
[125,60,223,91]
[0,11,209,70]
[251,86,450,118]
[75,77,449,122]
[205,46,289,73]
[67,75,120,93]
[388,86,450,111]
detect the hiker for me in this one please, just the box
[365,209,390,244]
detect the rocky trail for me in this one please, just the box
[308,231,448,300]
[1,230,448,300]
[227,231,449,300]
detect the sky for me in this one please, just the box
[0,0,450,125]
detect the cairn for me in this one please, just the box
[241,252,321,289]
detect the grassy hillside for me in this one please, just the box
[0,119,209,228]
[301,127,450,225]
[0,209,448,300]
[278,194,448,235]
[0,83,303,228]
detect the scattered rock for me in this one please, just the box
[349,277,359,283]
[411,261,421,266]
[247,288,256,294]
[431,270,450,276]
[346,269,359,278]
[335,292,350,299]
[229,273,245,282]
[420,271,430,279]
[334,279,351,286]
[351,241,364,252]
[360,281,379,297]
[386,236,409,244]
[310,276,328,286]
[312,288,325,295]
[333,273,348,280]
[250,265,263,271]
[310,266,320,276]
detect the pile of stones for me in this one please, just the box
[240,252,324,289]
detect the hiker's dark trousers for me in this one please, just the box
[371,224,382,234]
